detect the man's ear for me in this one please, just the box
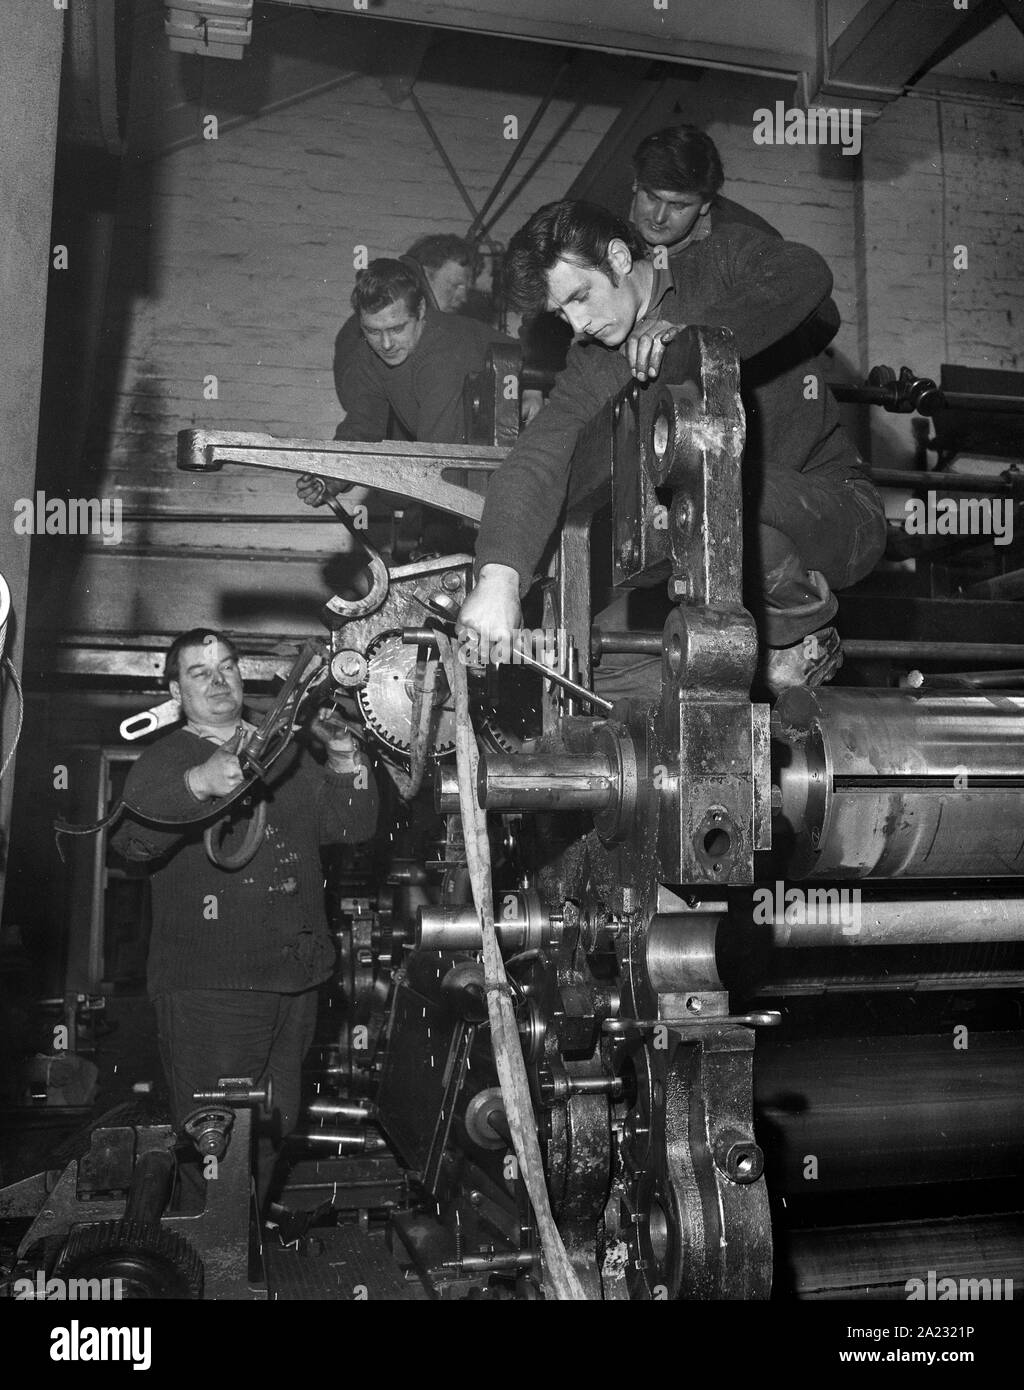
[606,238,635,278]
[169,679,181,704]
[700,200,712,216]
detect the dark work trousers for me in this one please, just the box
[153,987,319,1212]
[754,472,887,647]
[593,472,887,702]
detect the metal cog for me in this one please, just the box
[357,633,457,758]
[55,1219,203,1299]
[356,632,522,760]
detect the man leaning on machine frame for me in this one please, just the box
[628,123,841,361]
[458,193,887,699]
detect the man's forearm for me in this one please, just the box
[475,349,622,585]
[710,239,833,359]
[475,446,565,587]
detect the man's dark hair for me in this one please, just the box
[405,234,476,274]
[503,201,648,314]
[351,259,425,318]
[165,629,239,685]
[632,125,725,201]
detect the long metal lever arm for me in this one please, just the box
[177,429,506,522]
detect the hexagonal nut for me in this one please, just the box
[713,1132,764,1185]
[330,649,368,688]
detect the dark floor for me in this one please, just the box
[264,1223,422,1300]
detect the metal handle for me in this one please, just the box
[119,698,182,741]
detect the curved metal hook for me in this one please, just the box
[307,476,390,620]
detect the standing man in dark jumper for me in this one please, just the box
[457,201,886,698]
[111,629,378,1207]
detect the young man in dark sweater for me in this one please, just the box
[524,125,839,383]
[111,629,378,1206]
[457,201,886,698]
[629,124,839,357]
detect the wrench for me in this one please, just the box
[306,478,390,619]
[120,698,182,741]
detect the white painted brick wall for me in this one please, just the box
[860,94,1024,464]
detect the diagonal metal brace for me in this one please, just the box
[177,429,507,522]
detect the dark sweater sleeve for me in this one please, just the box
[707,208,840,354]
[110,733,210,863]
[697,234,834,359]
[475,344,628,587]
[315,756,380,845]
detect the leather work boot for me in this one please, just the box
[759,625,843,700]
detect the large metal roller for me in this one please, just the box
[754,1031,1024,1192]
[756,895,1024,946]
[772,687,1024,878]
[788,1214,1024,1300]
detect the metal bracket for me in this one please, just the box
[177,429,506,522]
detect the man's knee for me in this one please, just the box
[758,473,887,588]
[828,478,888,589]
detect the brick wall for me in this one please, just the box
[679,71,1024,466]
[860,94,1024,463]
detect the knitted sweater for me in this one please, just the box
[111,730,378,997]
[476,223,864,587]
[332,308,515,444]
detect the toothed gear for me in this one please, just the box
[358,633,457,758]
[55,1219,203,1300]
[356,633,520,759]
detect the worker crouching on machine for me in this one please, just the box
[458,200,887,698]
[110,628,379,1211]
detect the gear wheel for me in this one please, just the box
[357,633,520,759]
[55,1220,203,1299]
[358,633,457,758]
